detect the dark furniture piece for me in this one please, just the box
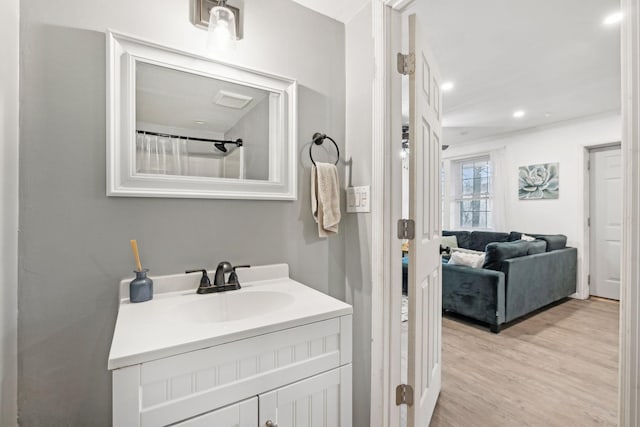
[442,230,577,333]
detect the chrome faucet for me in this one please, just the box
[186,262,250,294]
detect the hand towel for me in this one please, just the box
[311,163,341,237]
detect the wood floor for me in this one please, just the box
[430,298,619,426]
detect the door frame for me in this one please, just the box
[619,1,640,424]
[578,142,622,300]
[370,0,640,426]
[369,1,410,426]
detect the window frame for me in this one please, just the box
[450,155,494,230]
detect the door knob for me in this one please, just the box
[265,421,278,427]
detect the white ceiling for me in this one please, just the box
[292,0,621,145]
[420,0,621,145]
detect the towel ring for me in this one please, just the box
[309,132,340,166]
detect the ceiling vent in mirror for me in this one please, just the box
[214,90,253,109]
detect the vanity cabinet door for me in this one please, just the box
[173,397,257,427]
[259,365,352,427]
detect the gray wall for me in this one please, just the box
[345,5,374,427]
[1,0,19,424]
[18,0,345,425]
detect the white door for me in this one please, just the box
[407,13,443,426]
[589,146,622,300]
[259,366,351,427]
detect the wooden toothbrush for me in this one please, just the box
[130,239,143,272]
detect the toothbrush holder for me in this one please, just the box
[130,269,153,303]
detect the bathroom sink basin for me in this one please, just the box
[108,264,353,369]
[173,290,296,323]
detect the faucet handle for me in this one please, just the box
[227,265,250,288]
[185,269,211,287]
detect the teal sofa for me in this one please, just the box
[442,231,577,333]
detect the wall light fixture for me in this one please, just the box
[193,0,242,51]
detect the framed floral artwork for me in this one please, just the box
[518,163,559,200]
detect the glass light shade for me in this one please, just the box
[207,4,237,52]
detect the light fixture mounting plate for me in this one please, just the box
[193,0,243,40]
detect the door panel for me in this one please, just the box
[173,397,257,427]
[407,13,443,427]
[590,146,622,300]
[259,366,351,427]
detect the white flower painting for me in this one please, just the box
[518,163,559,200]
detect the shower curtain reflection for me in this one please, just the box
[136,133,189,176]
[135,131,247,179]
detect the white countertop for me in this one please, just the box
[108,264,352,370]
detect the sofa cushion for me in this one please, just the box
[508,231,522,241]
[443,230,471,249]
[510,232,567,252]
[534,234,567,252]
[468,231,510,252]
[527,240,547,254]
[482,240,532,271]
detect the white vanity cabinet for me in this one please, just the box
[113,315,352,426]
[172,366,351,427]
[109,265,353,427]
[173,397,257,426]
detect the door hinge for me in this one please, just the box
[587,160,591,171]
[397,219,416,240]
[587,217,591,227]
[396,384,414,406]
[588,274,591,285]
[397,52,415,75]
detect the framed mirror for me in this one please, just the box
[107,31,297,199]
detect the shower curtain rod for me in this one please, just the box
[136,130,243,146]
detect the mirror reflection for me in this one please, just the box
[135,62,272,180]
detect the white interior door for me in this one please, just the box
[407,12,443,426]
[589,146,622,300]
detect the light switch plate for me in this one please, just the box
[346,186,371,213]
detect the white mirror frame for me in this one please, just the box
[106,31,298,200]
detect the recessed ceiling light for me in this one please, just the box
[603,12,623,25]
[545,112,551,118]
[194,120,207,125]
[441,81,455,92]
[513,110,525,118]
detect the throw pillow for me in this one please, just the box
[450,247,484,256]
[441,235,459,249]
[521,233,536,241]
[448,251,485,268]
